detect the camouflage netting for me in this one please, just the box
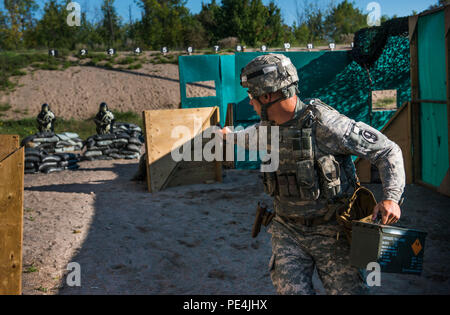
[351,17,409,68]
[301,17,411,130]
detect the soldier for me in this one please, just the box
[220,54,405,295]
[37,103,56,133]
[94,102,115,135]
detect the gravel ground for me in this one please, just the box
[21,160,450,295]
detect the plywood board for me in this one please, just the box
[143,107,222,192]
[0,135,20,162]
[0,137,24,295]
[355,102,413,184]
[438,169,450,196]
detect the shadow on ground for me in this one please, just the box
[23,161,450,295]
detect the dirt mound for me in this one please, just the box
[0,63,213,120]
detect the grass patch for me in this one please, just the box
[0,51,64,90]
[150,54,180,65]
[0,103,11,112]
[0,110,143,141]
[127,63,143,70]
[35,286,48,293]
[24,265,39,273]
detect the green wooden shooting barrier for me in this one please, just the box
[417,10,449,187]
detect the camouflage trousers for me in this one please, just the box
[267,216,368,295]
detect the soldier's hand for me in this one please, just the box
[217,127,232,139]
[372,200,401,225]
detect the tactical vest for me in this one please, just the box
[262,104,348,206]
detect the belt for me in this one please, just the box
[283,215,330,227]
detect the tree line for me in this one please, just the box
[0,0,443,52]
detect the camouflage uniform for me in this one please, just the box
[94,103,115,135]
[236,54,406,295]
[37,104,56,133]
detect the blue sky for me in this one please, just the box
[1,0,438,26]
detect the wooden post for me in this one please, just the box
[438,5,450,195]
[0,135,24,295]
[409,15,422,183]
[445,6,450,167]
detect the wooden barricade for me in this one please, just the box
[0,135,24,295]
[142,107,222,193]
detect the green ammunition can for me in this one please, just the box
[350,221,427,275]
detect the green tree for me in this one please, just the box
[324,0,366,42]
[137,0,192,49]
[196,0,222,45]
[98,0,122,47]
[3,0,38,49]
[34,0,77,49]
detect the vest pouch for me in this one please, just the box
[301,128,313,159]
[296,160,320,200]
[317,155,342,200]
[277,175,290,197]
[263,172,277,196]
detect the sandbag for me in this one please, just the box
[55,146,78,153]
[103,149,119,155]
[121,150,140,156]
[109,153,126,159]
[25,148,41,157]
[34,136,59,143]
[25,162,36,169]
[126,144,141,153]
[38,162,58,172]
[21,135,37,147]
[113,138,128,144]
[96,140,113,147]
[55,153,77,161]
[36,131,55,138]
[125,154,140,160]
[42,155,62,163]
[55,141,73,148]
[56,132,80,141]
[25,155,41,163]
[128,137,142,146]
[41,166,65,174]
[94,134,116,141]
[25,169,38,174]
[116,133,131,140]
[84,150,103,157]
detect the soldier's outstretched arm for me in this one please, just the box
[312,103,405,225]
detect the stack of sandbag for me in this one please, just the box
[82,122,144,161]
[24,148,80,174]
[21,132,83,153]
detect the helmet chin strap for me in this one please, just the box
[256,95,285,123]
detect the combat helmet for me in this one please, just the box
[99,102,108,112]
[41,103,50,112]
[240,54,299,121]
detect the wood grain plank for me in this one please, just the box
[0,140,24,295]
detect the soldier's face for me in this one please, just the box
[43,106,48,113]
[250,98,262,116]
[101,106,107,113]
